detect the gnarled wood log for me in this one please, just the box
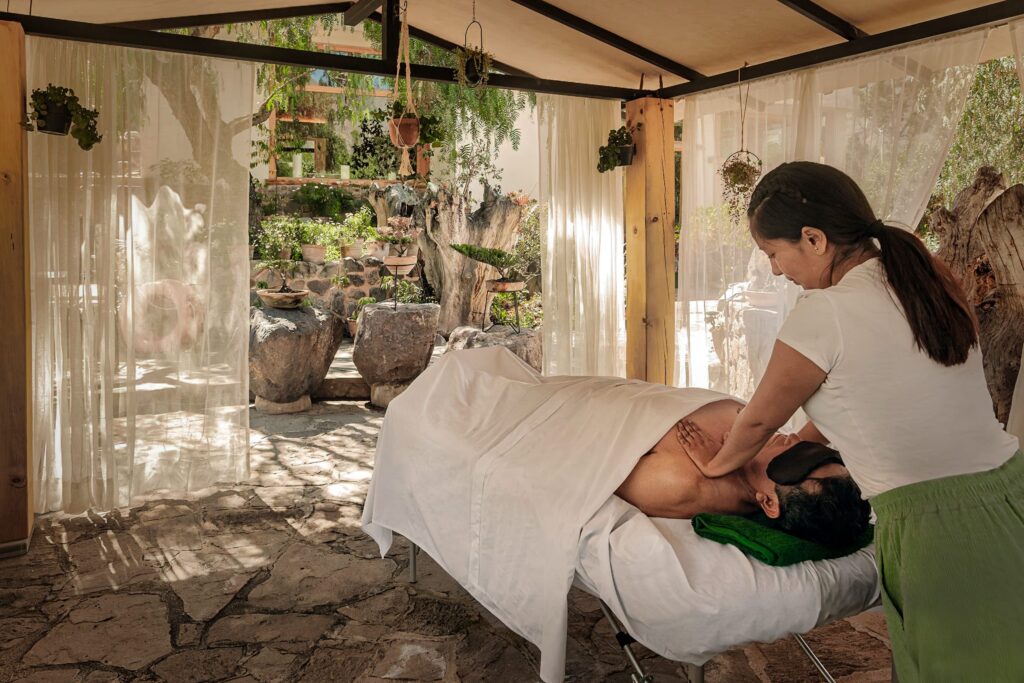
[931,167,1024,425]
[419,186,527,336]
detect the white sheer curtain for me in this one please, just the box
[677,29,987,400]
[28,38,254,514]
[538,95,625,376]
[1007,19,1024,443]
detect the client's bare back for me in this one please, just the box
[615,399,756,518]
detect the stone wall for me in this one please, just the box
[250,257,421,327]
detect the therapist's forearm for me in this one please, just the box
[701,412,778,478]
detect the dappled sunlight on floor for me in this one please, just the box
[0,399,891,682]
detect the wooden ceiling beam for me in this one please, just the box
[108,3,351,30]
[368,11,536,78]
[508,0,704,81]
[343,0,383,26]
[662,0,1024,99]
[776,0,867,41]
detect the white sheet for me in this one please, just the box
[575,496,881,666]
[362,347,730,682]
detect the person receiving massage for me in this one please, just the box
[615,397,869,548]
[673,162,1023,681]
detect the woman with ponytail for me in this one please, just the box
[676,161,1023,680]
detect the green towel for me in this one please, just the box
[691,512,873,567]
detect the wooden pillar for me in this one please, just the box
[0,20,32,557]
[267,109,278,179]
[624,97,675,384]
[313,137,327,173]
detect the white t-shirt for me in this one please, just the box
[776,258,1019,499]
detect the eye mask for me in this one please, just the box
[766,441,844,485]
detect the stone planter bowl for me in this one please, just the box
[384,255,417,276]
[487,279,526,293]
[301,244,326,264]
[257,289,309,309]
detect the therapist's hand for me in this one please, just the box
[675,420,721,472]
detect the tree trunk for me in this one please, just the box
[931,166,1024,425]
[419,186,527,336]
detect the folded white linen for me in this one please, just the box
[575,496,881,666]
[362,347,729,682]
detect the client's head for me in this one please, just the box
[751,436,870,548]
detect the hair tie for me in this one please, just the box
[867,219,886,238]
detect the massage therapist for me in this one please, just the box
[677,162,1023,681]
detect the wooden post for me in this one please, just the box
[0,20,32,558]
[313,137,327,173]
[624,97,675,384]
[267,109,278,179]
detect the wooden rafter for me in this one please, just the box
[508,0,704,81]
[776,0,867,41]
[108,2,352,30]
[343,0,383,26]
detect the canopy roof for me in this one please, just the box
[3,0,1021,98]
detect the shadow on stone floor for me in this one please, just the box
[0,401,892,683]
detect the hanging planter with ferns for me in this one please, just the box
[454,0,492,88]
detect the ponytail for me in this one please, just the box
[875,224,977,366]
[749,162,978,367]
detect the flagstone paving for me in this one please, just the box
[0,400,892,682]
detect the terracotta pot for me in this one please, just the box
[277,247,292,260]
[487,279,526,293]
[342,240,364,259]
[383,255,417,276]
[36,102,72,135]
[416,144,432,177]
[257,289,309,309]
[346,319,358,338]
[388,116,420,147]
[301,244,326,264]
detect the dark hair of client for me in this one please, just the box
[747,161,977,367]
[776,477,871,548]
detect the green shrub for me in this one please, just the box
[490,291,542,329]
[342,206,378,241]
[293,183,359,218]
[259,215,301,260]
[379,276,422,303]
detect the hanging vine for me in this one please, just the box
[718,64,763,224]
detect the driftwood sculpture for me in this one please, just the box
[930,167,1024,425]
[419,185,526,336]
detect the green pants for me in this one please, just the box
[872,451,1024,682]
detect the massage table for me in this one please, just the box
[362,347,882,682]
[400,493,879,683]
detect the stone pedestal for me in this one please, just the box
[249,306,343,410]
[446,325,543,372]
[352,303,440,408]
[255,395,312,415]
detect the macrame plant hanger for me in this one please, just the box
[391,0,418,177]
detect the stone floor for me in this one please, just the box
[0,400,893,683]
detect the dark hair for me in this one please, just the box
[776,476,871,548]
[747,161,977,366]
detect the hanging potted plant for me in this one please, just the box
[597,125,639,173]
[387,2,420,178]
[23,84,103,151]
[718,65,762,224]
[454,1,491,88]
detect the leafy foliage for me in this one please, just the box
[362,22,533,192]
[380,276,423,303]
[293,183,360,217]
[342,206,379,241]
[351,296,377,320]
[597,126,635,173]
[26,84,103,150]
[259,215,301,260]
[510,204,541,291]
[934,57,1024,207]
[490,291,542,329]
[350,111,399,179]
[450,243,519,280]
